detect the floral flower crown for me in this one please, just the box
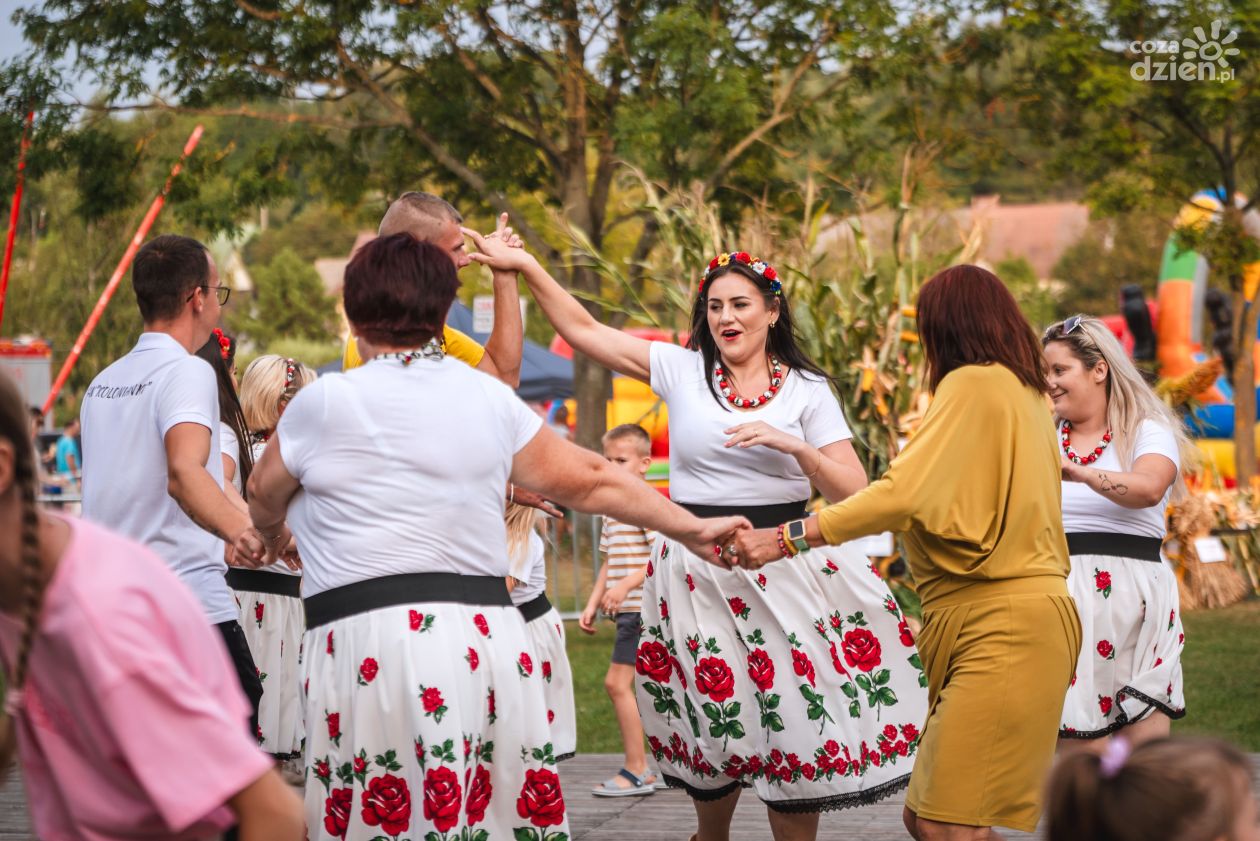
[211,327,232,361]
[701,251,781,297]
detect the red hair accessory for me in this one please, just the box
[700,252,782,297]
[211,327,231,361]
[282,358,297,394]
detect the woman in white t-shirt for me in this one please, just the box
[505,503,576,761]
[247,233,746,841]
[223,354,317,762]
[1043,315,1193,745]
[476,237,928,838]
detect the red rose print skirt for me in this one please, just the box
[636,537,929,812]
[303,603,570,841]
[234,587,305,757]
[1059,552,1186,738]
[523,606,576,761]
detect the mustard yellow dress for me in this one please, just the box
[818,364,1081,832]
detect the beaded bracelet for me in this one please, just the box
[776,523,797,559]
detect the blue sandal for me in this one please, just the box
[591,767,658,797]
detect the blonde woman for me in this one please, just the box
[1043,315,1193,744]
[505,502,576,761]
[233,354,317,763]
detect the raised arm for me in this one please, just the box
[474,213,525,387]
[465,228,653,382]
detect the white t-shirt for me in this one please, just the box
[80,332,237,624]
[220,423,242,494]
[649,342,852,505]
[1060,418,1180,539]
[508,530,547,606]
[248,438,299,578]
[277,354,543,597]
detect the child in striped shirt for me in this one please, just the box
[581,424,659,797]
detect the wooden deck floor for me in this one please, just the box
[3,753,1257,839]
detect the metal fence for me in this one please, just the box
[542,512,604,621]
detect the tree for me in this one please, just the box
[970,1,1260,483]
[1052,212,1170,319]
[230,248,339,348]
[2,0,953,448]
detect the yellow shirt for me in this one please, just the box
[818,364,1069,607]
[342,326,486,371]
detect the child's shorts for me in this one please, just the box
[611,611,642,666]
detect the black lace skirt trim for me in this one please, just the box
[1058,685,1187,740]
[555,751,576,763]
[659,771,912,813]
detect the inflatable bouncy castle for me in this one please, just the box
[1106,190,1260,480]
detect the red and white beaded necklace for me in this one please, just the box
[1061,420,1112,465]
[714,356,783,409]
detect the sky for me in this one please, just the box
[1,0,27,61]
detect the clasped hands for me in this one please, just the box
[227,524,301,571]
[693,518,792,572]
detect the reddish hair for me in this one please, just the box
[343,234,460,347]
[917,265,1048,394]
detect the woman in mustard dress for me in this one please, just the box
[733,265,1082,839]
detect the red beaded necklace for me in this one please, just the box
[715,356,783,409]
[1061,420,1112,465]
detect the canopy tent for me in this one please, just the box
[319,301,574,402]
[446,300,573,401]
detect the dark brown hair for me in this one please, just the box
[194,331,253,494]
[917,264,1048,393]
[1047,737,1251,841]
[343,234,460,348]
[132,234,210,323]
[0,371,43,775]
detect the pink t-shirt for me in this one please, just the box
[0,516,273,840]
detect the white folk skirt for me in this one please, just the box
[1059,552,1186,738]
[303,603,571,841]
[523,605,577,761]
[233,586,305,758]
[636,538,929,813]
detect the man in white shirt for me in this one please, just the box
[80,234,269,730]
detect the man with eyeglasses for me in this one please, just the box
[79,233,267,736]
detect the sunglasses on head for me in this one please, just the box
[1060,315,1084,336]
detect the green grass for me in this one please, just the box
[1174,598,1260,750]
[567,597,1260,754]
[567,620,628,754]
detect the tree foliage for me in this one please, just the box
[230,248,339,349]
[968,0,1260,480]
[0,0,963,447]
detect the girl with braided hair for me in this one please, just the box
[0,370,304,839]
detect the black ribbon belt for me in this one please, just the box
[304,572,511,630]
[518,593,553,623]
[677,500,808,530]
[1066,531,1164,563]
[226,568,302,598]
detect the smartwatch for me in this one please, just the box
[786,518,810,554]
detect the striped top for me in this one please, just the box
[599,516,657,614]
